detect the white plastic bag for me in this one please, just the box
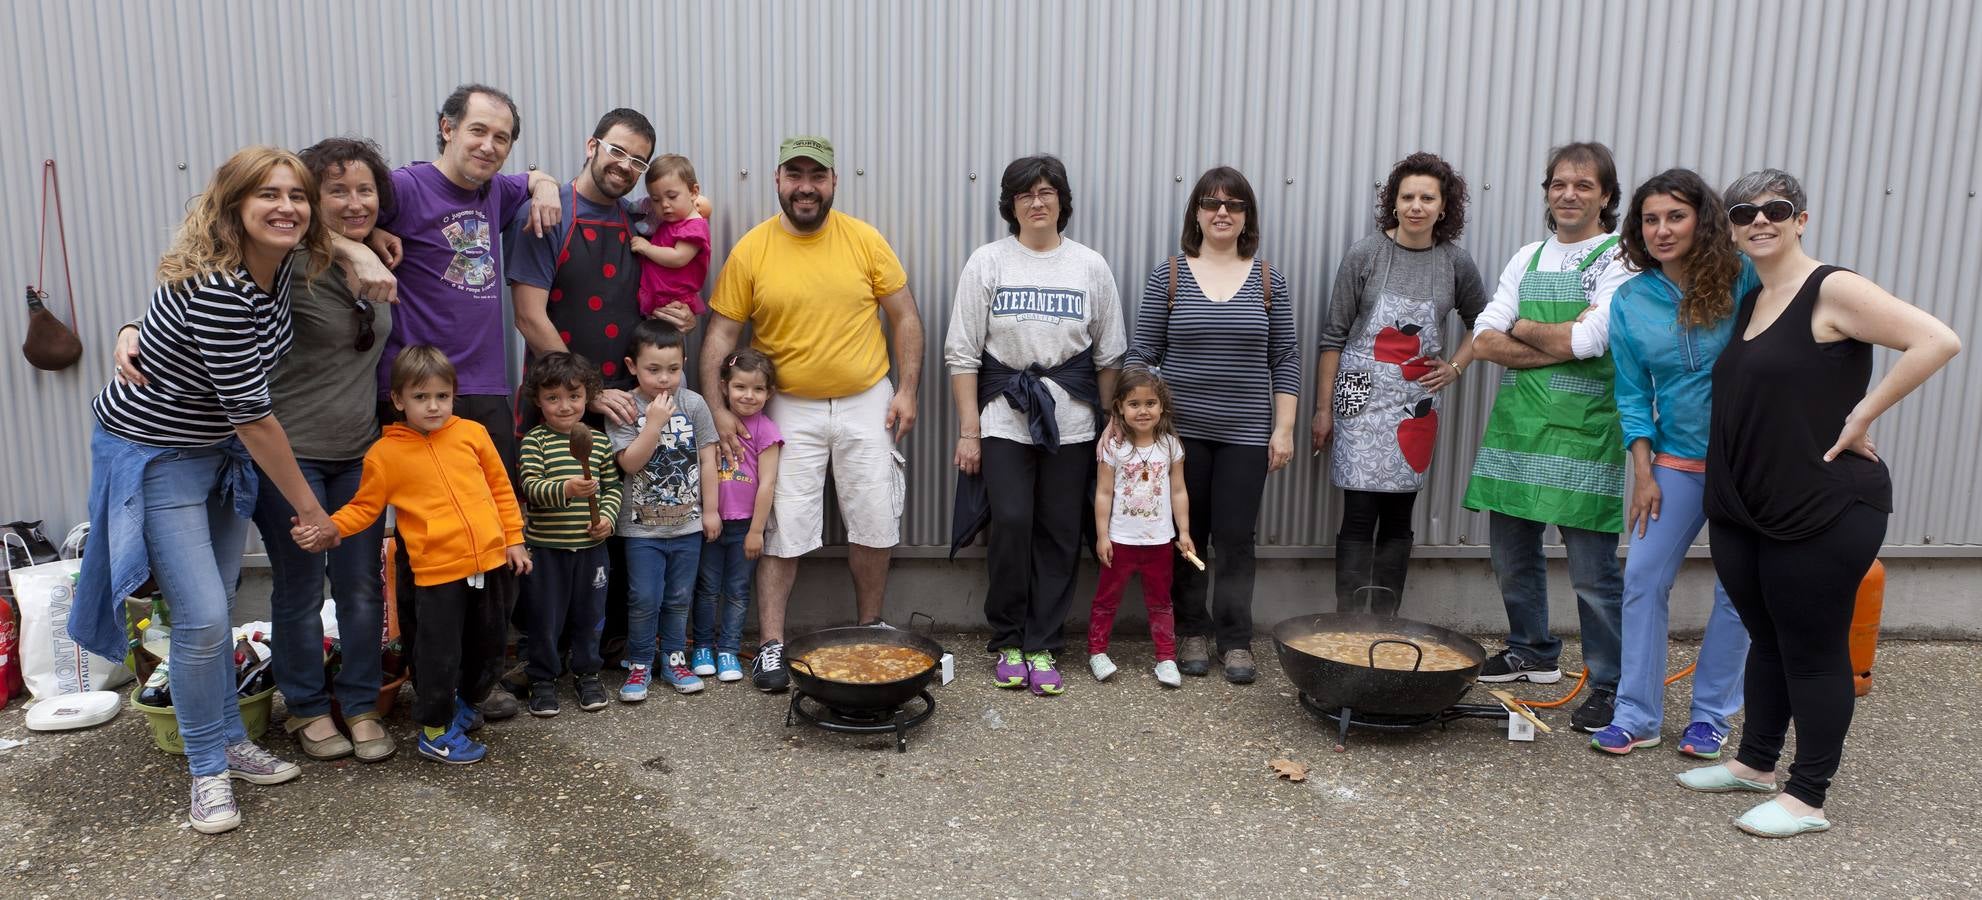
[12,558,133,700]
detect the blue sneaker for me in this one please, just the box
[715,652,743,682]
[1590,724,1661,755]
[660,651,706,694]
[690,646,717,677]
[619,664,651,703]
[1678,721,1727,760]
[451,697,484,733]
[418,725,488,765]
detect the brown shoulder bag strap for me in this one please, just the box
[1166,254,1180,310]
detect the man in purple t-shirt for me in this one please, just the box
[373,82,561,472]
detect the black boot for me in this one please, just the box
[1334,539,1375,614]
[1371,537,1413,617]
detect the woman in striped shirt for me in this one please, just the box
[1122,166,1301,684]
[74,146,343,835]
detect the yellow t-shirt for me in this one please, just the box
[709,211,909,399]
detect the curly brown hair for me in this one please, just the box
[1375,152,1468,244]
[1620,169,1740,326]
[523,351,603,404]
[157,146,335,286]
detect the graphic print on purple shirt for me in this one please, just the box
[376,162,532,397]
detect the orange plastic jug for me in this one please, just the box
[1850,559,1885,697]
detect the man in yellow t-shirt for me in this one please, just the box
[700,135,924,693]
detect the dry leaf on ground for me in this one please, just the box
[1269,758,1309,782]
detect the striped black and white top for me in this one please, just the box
[1123,257,1301,446]
[93,257,295,447]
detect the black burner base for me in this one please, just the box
[785,689,936,753]
[1296,691,1509,752]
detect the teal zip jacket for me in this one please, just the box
[1608,257,1760,460]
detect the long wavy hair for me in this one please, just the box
[1620,168,1739,326]
[157,146,335,286]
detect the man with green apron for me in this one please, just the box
[1464,142,1634,732]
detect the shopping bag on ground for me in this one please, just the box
[12,557,132,700]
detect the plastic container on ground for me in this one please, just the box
[130,684,277,755]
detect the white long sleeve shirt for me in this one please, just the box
[1472,232,1632,359]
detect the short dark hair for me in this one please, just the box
[436,83,520,153]
[390,345,457,394]
[297,137,396,217]
[1541,141,1621,233]
[524,351,602,402]
[1180,166,1260,258]
[591,107,655,147]
[628,318,686,358]
[1375,151,1468,244]
[719,347,777,391]
[996,155,1073,236]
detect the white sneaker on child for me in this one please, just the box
[1153,660,1182,687]
[1089,653,1118,682]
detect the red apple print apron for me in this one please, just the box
[1330,247,1444,491]
[540,188,642,390]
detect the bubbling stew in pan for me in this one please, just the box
[1284,631,1475,672]
[797,644,936,683]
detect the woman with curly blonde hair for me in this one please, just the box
[1592,168,1757,760]
[72,145,345,835]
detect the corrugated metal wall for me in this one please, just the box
[4,0,1977,552]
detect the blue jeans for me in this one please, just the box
[693,519,755,655]
[623,534,702,665]
[1488,511,1624,689]
[1612,466,1748,736]
[144,446,253,777]
[250,458,386,719]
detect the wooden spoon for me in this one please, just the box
[569,422,600,527]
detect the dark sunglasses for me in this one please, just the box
[1727,199,1797,226]
[352,299,376,353]
[1196,197,1250,214]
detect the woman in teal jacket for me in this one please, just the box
[1593,168,1757,758]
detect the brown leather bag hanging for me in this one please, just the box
[22,160,82,371]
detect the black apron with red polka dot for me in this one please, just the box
[542,187,642,390]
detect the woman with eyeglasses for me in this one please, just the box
[1680,169,1960,838]
[117,138,402,767]
[946,155,1126,695]
[1121,166,1300,684]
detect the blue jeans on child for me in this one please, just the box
[1488,511,1625,689]
[693,519,754,655]
[623,534,703,666]
[250,457,386,720]
[1612,465,1748,736]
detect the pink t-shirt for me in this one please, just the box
[637,215,713,317]
[716,411,783,520]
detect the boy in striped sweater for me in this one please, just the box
[517,352,623,716]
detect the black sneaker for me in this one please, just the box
[751,640,789,693]
[574,675,609,711]
[1476,649,1564,684]
[528,680,560,718]
[1571,687,1617,733]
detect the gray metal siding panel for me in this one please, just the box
[3,0,1977,551]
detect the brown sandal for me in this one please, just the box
[345,711,398,763]
[285,713,353,760]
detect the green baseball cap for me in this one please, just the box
[776,135,835,169]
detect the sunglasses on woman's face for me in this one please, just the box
[1727,199,1797,226]
[1196,197,1249,214]
[353,299,376,352]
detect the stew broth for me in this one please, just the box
[797,643,936,684]
[1285,630,1475,672]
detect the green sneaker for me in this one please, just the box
[1026,651,1064,696]
[993,647,1027,688]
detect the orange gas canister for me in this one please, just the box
[1849,559,1886,697]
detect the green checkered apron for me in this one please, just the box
[1462,238,1625,533]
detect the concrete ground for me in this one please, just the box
[1,637,1978,899]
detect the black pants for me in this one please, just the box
[1338,489,1416,542]
[981,437,1092,654]
[1174,438,1268,653]
[1709,503,1886,809]
[408,572,514,729]
[521,544,609,682]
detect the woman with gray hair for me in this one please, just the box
[1679,168,1960,838]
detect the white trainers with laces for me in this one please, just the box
[1089,653,1118,682]
[1153,659,1183,688]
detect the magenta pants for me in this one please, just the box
[1089,542,1178,660]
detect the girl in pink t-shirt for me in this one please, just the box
[632,154,712,321]
[690,350,781,681]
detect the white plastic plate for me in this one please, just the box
[25,690,123,731]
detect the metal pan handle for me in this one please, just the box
[908,611,936,635]
[1352,585,1397,609]
[1367,638,1425,672]
[787,657,815,677]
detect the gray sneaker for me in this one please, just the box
[1222,648,1258,684]
[1178,635,1211,677]
[225,740,302,786]
[480,689,521,721]
[189,774,240,834]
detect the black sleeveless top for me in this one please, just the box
[1705,266,1892,540]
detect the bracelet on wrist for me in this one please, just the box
[1446,359,1464,375]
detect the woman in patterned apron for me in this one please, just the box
[1314,153,1488,615]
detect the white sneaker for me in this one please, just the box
[1153,660,1182,687]
[1089,653,1118,682]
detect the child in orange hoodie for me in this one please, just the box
[296,346,531,765]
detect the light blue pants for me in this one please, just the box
[1611,465,1748,736]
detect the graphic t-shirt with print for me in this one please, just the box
[608,388,717,538]
[1100,435,1185,546]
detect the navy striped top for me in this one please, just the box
[1124,257,1301,445]
[93,257,295,447]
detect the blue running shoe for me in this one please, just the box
[660,651,706,694]
[1678,721,1727,759]
[418,725,488,765]
[451,696,484,733]
[1591,724,1662,755]
[690,646,717,676]
[715,652,743,682]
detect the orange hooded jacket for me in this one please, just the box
[330,417,524,586]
